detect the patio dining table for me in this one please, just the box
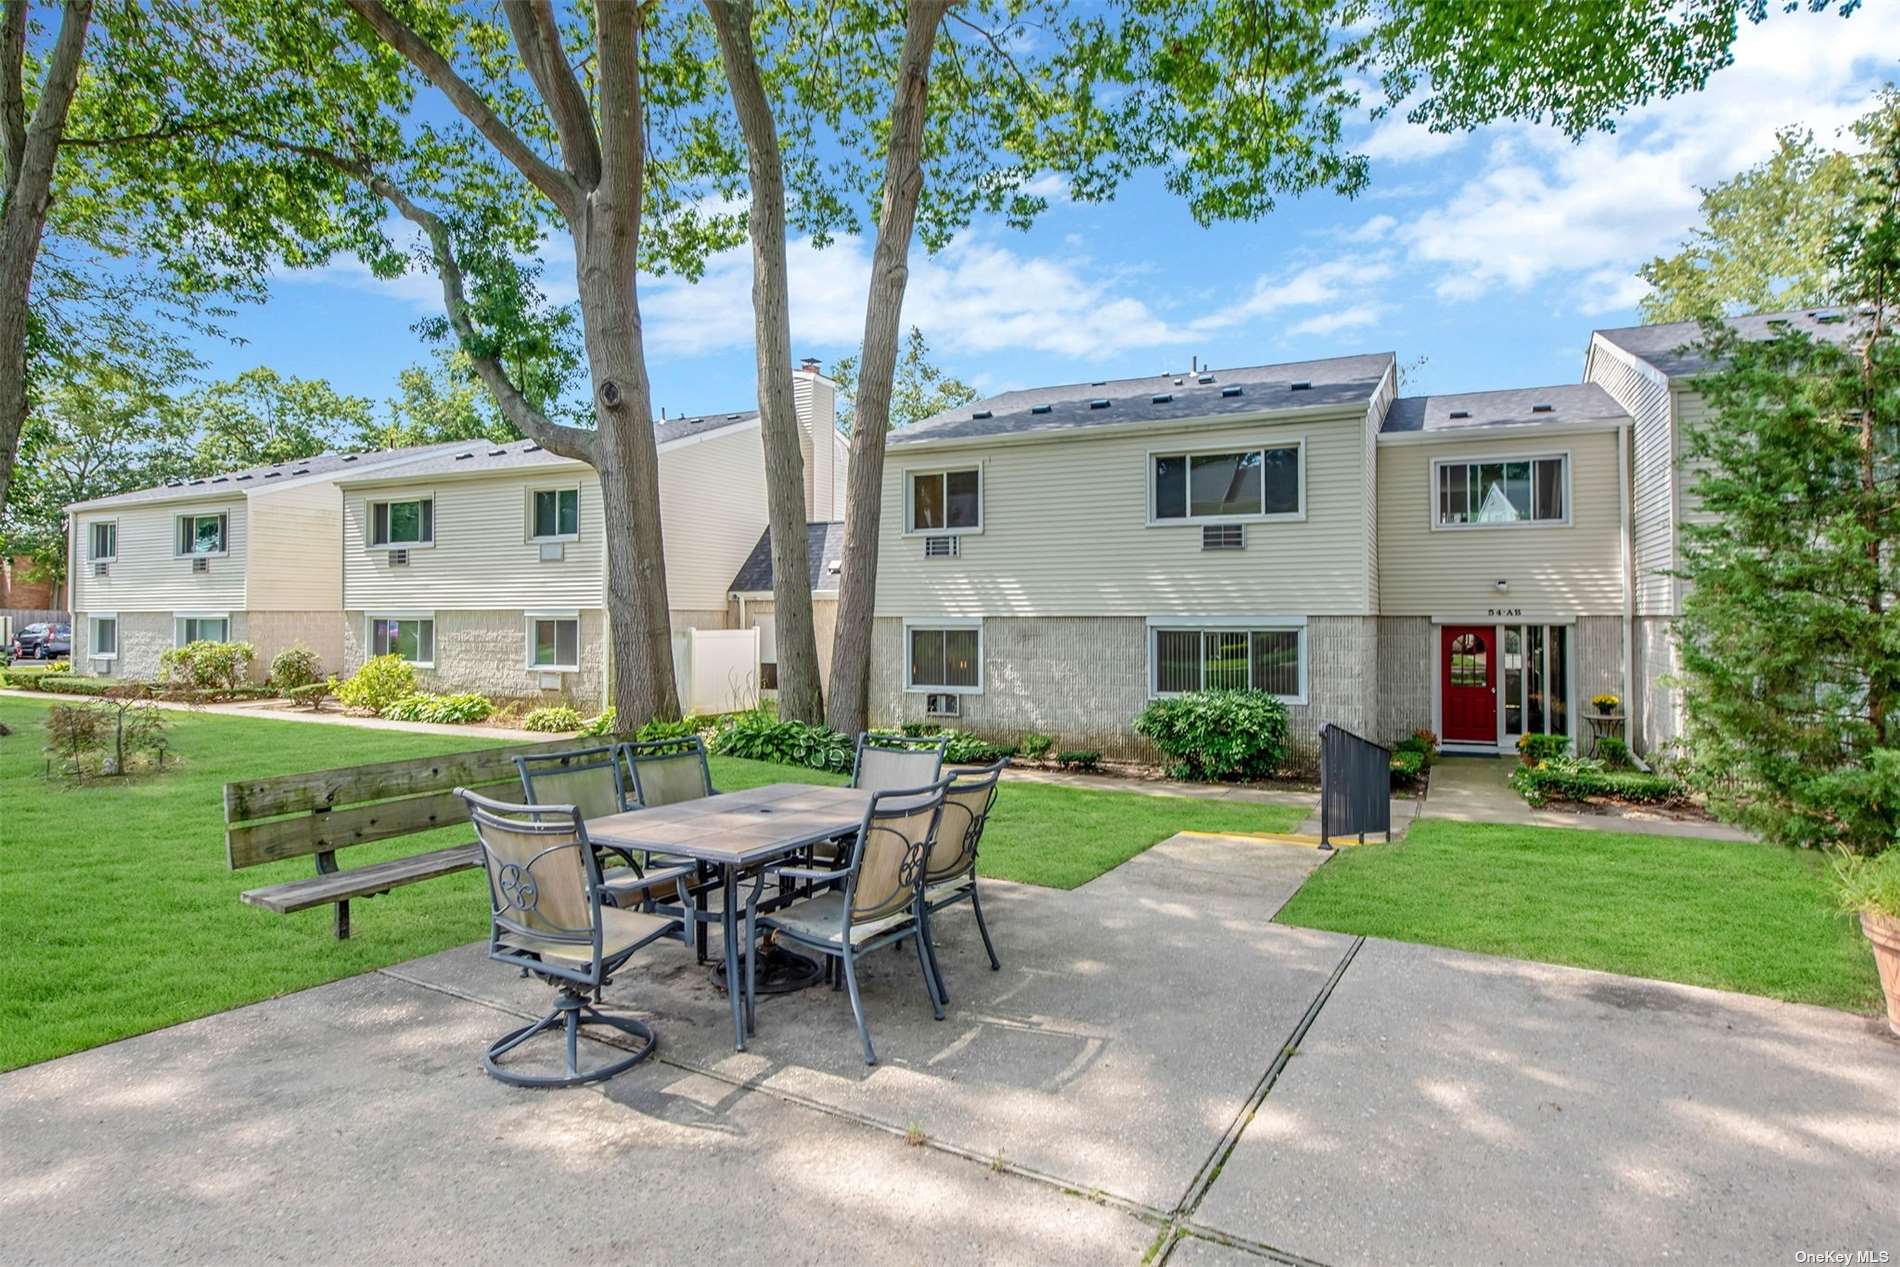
[587,782,872,1052]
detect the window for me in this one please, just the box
[90,616,117,659]
[371,497,434,546]
[528,616,580,671]
[1435,456,1568,526]
[176,615,229,645]
[1152,444,1301,523]
[89,521,117,561]
[1501,623,1569,738]
[1151,624,1305,701]
[370,616,435,665]
[530,487,579,541]
[906,624,981,692]
[908,468,981,533]
[176,512,228,556]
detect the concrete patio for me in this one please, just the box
[3,833,1895,1265]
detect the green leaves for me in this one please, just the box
[187,367,372,474]
[1134,689,1292,781]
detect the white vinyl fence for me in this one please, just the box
[671,627,761,716]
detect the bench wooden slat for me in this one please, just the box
[238,844,480,913]
[227,789,474,869]
[223,737,593,823]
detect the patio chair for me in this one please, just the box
[852,731,949,792]
[515,746,691,922]
[456,788,693,1088]
[916,759,1006,1004]
[617,736,724,960]
[749,778,953,1065]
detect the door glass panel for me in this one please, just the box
[1503,627,1524,736]
[1449,633,1487,686]
[1547,624,1569,738]
[1527,625,1546,735]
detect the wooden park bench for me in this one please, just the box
[224,737,595,939]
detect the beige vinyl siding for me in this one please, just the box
[245,481,344,611]
[874,409,1377,618]
[657,423,772,612]
[1377,429,1625,616]
[1586,335,1675,615]
[71,496,246,613]
[342,470,607,611]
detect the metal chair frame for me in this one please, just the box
[915,759,1006,1004]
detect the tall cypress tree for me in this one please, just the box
[1676,98,1900,855]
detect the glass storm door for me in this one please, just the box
[1441,625,1497,744]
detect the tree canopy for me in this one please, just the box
[831,327,975,434]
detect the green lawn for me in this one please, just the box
[1276,819,1881,1013]
[0,695,1300,1070]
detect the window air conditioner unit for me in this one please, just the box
[925,691,961,718]
[1202,524,1244,551]
[923,535,959,559]
[192,556,209,574]
[388,549,409,566]
[93,562,109,577]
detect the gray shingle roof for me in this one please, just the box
[1382,383,1630,436]
[66,440,472,511]
[1593,306,1860,378]
[729,521,844,595]
[893,353,1396,448]
[335,411,760,486]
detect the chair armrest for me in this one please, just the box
[769,864,841,884]
[639,863,696,889]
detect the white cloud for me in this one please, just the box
[1359,109,1467,165]
[1386,7,1900,310]
[1287,304,1387,338]
[1188,256,1393,332]
[1343,214,1397,243]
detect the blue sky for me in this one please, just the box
[210,7,1899,420]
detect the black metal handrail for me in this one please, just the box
[1318,722,1392,849]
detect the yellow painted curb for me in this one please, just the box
[1172,830,1363,849]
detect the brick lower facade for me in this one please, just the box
[343,608,611,709]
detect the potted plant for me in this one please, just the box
[1835,849,1900,1037]
[1589,692,1623,717]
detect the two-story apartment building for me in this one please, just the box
[66,443,466,681]
[867,356,1636,761]
[335,367,848,707]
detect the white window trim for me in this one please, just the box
[524,610,582,672]
[367,494,436,550]
[173,510,232,558]
[1146,437,1307,527]
[366,610,437,668]
[901,464,985,537]
[901,616,983,694]
[174,610,233,647]
[525,483,582,544]
[1428,450,1573,532]
[1144,615,1309,706]
[88,519,118,562]
[89,612,118,660]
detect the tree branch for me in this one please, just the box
[502,0,600,188]
[593,0,643,218]
[0,1,25,194]
[341,0,580,221]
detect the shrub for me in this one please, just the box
[44,658,71,674]
[269,644,323,691]
[1056,749,1102,771]
[42,703,105,776]
[1390,731,1438,787]
[1589,692,1623,715]
[379,692,494,725]
[35,675,111,697]
[287,682,331,710]
[333,655,417,714]
[1134,690,1291,782]
[1021,732,1053,761]
[1509,756,1684,807]
[1833,848,1900,920]
[635,716,698,742]
[1515,732,1570,767]
[711,709,853,772]
[941,729,1016,764]
[578,706,617,737]
[523,705,584,733]
[1595,736,1631,768]
[159,641,256,693]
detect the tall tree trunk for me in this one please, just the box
[707,0,823,724]
[827,1,944,736]
[0,0,91,521]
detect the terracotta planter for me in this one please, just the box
[1862,911,1900,1038]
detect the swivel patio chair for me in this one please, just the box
[750,778,952,1065]
[456,788,692,1088]
[916,759,1006,1004]
[515,746,691,919]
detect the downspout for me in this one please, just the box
[1617,420,1650,772]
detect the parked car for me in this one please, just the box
[10,622,70,660]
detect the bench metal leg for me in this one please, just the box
[335,899,350,940]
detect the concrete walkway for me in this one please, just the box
[1423,754,1756,841]
[3,833,1892,1265]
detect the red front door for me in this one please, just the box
[1441,625,1497,744]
